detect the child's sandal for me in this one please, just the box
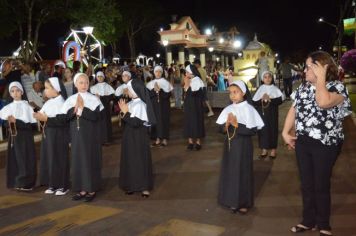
[290,224,314,233]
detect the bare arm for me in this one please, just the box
[282,105,297,149]
[313,62,344,109]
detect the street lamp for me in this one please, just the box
[162,40,169,47]
[275,53,279,57]
[162,40,169,65]
[219,38,224,44]
[83,26,94,63]
[208,47,214,52]
[318,18,337,29]
[233,40,242,48]
[238,52,243,57]
[318,17,341,62]
[205,28,212,36]
[156,53,160,58]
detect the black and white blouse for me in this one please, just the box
[292,80,352,146]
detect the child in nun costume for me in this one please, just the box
[33,77,70,196]
[61,73,104,202]
[90,71,115,144]
[183,64,205,151]
[0,82,37,191]
[216,80,264,214]
[252,71,283,160]
[146,65,173,147]
[118,77,156,198]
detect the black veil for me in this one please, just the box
[131,79,157,125]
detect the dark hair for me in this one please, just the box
[307,51,338,82]
[45,78,68,99]
[193,58,201,65]
[260,71,275,85]
[73,61,81,73]
[184,61,191,67]
[229,82,253,105]
[189,64,201,78]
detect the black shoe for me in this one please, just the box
[269,155,277,160]
[194,144,202,151]
[187,143,194,150]
[230,207,238,214]
[84,193,96,202]
[258,154,267,160]
[141,192,150,198]
[125,191,134,195]
[151,142,161,148]
[72,193,86,201]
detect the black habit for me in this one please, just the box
[6,120,37,189]
[183,88,205,138]
[65,106,103,192]
[148,89,171,140]
[218,124,257,209]
[119,112,153,191]
[253,97,283,149]
[39,116,70,190]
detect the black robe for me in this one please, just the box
[65,107,102,192]
[148,89,171,140]
[39,116,70,189]
[119,112,153,192]
[183,88,205,138]
[253,97,283,149]
[99,94,114,143]
[218,124,257,209]
[6,120,36,189]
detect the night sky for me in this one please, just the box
[0,0,353,62]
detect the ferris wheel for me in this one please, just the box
[64,27,103,66]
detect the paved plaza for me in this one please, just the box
[0,101,355,236]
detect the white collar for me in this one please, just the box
[216,101,264,129]
[252,84,284,101]
[40,95,64,118]
[115,84,128,97]
[128,98,149,123]
[146,78,173,93]
[0,100,37,123]
[190,76,204,91]
[61,92,104,113]
[90,82,115,96]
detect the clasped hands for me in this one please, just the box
[226,112,238,129]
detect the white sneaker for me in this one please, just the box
[55,188,69,196]
[207,111,214,117]
[44,187,55,194]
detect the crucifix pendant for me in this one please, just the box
[76,116,80,130]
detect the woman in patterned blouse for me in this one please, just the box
[282,51,352,236]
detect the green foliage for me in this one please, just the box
[67,0,122,45]
[0,0,25,38]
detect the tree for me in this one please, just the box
[68,0,122,57]
[0,0,70,62]
[118,0,163,61]
[0,0,122,63]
